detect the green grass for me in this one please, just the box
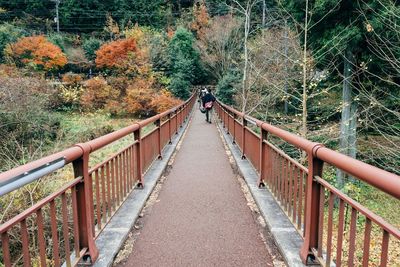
[55,111,156,166]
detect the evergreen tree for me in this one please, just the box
[216,70,240,105]
[168,27,204,99]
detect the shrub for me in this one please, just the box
[0,23,26,63]
[95,38,137,69]
[48,33,67,52]
[54,84,83,110]
[83,37,102,61]
[0,76,60,171]
[62,72,83,85]
[5,35,67,71]
[151,89,182,113]
[107,76,130,96]
[80,77,119,110]
[124,78,155,116]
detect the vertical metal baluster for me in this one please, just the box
[61,193,71,267]
[49,201,60,266]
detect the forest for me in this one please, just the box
[0,0,399,266]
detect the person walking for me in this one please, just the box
[201,88,216,123]
[198,87,207,108]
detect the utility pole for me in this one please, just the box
[52,0,61,33]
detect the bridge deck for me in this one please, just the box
[117,109,276,266]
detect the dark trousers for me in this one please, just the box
[206,108,212,122]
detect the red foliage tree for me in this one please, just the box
[6,35,67,70]
[95,38,137,69]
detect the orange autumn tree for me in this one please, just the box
[95,38,137,69]
[151,89,182,113]
[5,35,67,70]
[190,1,210,39]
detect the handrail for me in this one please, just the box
[217,100,400,199]
[0,96,193,191]
[0,93,196,266]
[216,99,400,266]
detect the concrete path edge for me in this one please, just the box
[215,120,306,267]
[93,109,194,267]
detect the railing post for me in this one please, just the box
[300,143,324,264]
[175,109,179,135]
[241,116,247,159]
[179,106,183,128]
[155,117,162,159]
[72,143,99,263]
[168,113,172,144]
[232,113,237,144]
[134,127,144,188]
[222,108,226,128]
[258,124,267,187]
[226,111,230,135]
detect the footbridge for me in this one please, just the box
[1,94,399,267]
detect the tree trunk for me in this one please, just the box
[336,49,357,188]
[262,0,266,27]
[284,23,289,114]
[241,5,251,113]
[301,0,309,140]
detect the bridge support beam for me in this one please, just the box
[300,143,324,265]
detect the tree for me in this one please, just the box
[83,37,102,61]
[169,73,192,99]
[190,1,210,39]
[0,23,26,63]
[354,0,400,175]
[149,32,170,72]
[279,0,400,182]
[95,38,137,69]
[5,35,67,71]
[168,27,204,98]
[231,0,261,113]
[216,70,240,105]
[196,15,243,81]
[80,76,119,110]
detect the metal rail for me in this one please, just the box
[215,101,400,266]
[0,94,196,267]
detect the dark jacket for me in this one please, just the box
[202,93,216,108]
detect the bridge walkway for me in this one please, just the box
[118,109,277,266]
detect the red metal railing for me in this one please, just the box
[0,94,196,266]
[215,101,400,266]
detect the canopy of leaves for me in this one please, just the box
[5,35,67,70]
[83,37,102,61]
[95,38,137,69]
[168,27,205,98]
[216,70,240,105]
[0,0,173,32]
